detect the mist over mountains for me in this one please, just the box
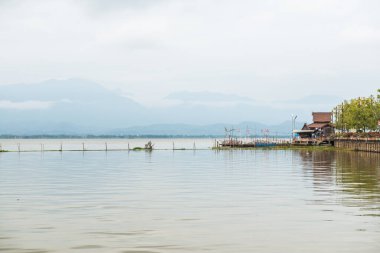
[0,79,338,135]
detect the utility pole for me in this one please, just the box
[291,114,298,140]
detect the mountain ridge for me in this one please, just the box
[0,78,334,135]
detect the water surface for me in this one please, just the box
[0,146,379,252]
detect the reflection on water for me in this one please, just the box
[0,147,380,253]
[299,151,380,211]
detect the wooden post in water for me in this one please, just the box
[128,142,130,151]
[60,143,63,152]
[173,142,175,150]
[17,143,20,152]
[193,142,196,150]
[105,142,108,152]
[82,143,85,151]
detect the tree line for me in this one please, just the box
[333,90,380,132]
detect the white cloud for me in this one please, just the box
[164,91,256,107]
[0,0,379,107]
[166,91,254,102]
[0,100,55,110]
[339,25,380,43]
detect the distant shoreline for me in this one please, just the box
[0,134,290,139]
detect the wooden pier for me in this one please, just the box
[334,138,380,153]
[292,137,333,146]
[216,138,290,148]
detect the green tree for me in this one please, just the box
[333,91,380,132]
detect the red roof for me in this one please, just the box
[312,112,332,123]
[308,123,330,129]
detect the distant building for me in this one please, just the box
[293,112,334,144]
[308,112,334,137]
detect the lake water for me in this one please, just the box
[0,140,380,252]
[0,138,216,152]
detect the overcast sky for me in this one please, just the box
[0,0,379,107]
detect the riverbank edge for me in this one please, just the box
[0,146,370,153]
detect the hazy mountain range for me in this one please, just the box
[0,79,340,136]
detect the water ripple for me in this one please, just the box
[0,146,379,252]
